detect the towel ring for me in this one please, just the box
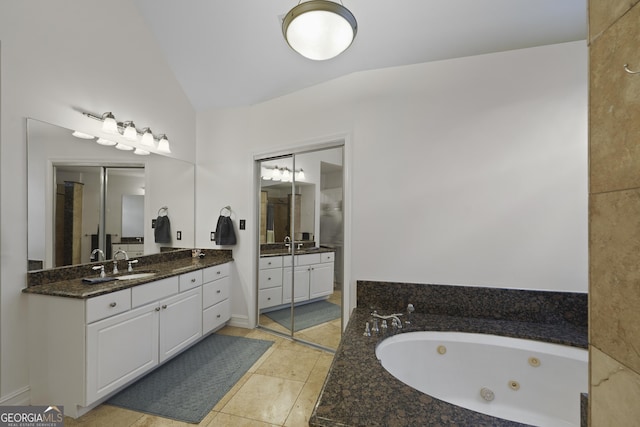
[158,206,169,216]
[220,205,231,216]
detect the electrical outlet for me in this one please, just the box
[240,219,246,230]
[210,231,215,241]
[177,231,182,240]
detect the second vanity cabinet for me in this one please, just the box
[260,251,335,309]
[28,262,231,418]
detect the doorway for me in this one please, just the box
[256,144,344,351]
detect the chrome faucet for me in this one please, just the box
[112,250,129,274]
[371,311,404,329]
[91,248,105,262]
[284,236,291,252]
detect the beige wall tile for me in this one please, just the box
[590,189,640,372]
[591,347,640,425]
[589,0,639,42]
[589,3,640,194]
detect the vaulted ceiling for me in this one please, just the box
[133,0,587,111]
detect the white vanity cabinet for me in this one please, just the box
[28,262,232,419]
[202,263,231,334]
[87,276,202,404]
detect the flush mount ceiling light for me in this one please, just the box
[282,0,357,61]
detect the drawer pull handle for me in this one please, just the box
[217,271,221,275]
[155,307,161,312]
[191,278,196,283]
[162,304,168,309]
[216,290,221,294]
[109,302,117,308]
[267,297,271,300]
[216,314,221,318]
[268,277,271,280]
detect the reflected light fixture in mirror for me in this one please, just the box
[97,137,117,146]
[72,130,95,139]
[115,143,134,151]
[134,148,151,156]
[282,0,357,61]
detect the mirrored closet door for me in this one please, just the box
[256,145,344,351]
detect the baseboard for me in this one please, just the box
[228,314,251,329]
[0,386,30,406]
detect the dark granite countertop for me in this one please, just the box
[310,307,587,427]
[23,250,233,299]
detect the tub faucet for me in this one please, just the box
[371,312,404,329]
[284,236,291,252]
[112,250,128,274]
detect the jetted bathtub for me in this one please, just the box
[376,331,588,427]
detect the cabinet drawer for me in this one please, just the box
[297,253,321,266]
[259,256,283,269]
[259,287,282,309]
[203,263,230,283]
[203,276,230,309]
[320,252,335,263]
[258,268,283,289]
[203,299,230,334]
[131,276,179,308]
[86,289,132,324]
[179,270,203,292]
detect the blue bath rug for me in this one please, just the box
[264,300,341,332]
[107,333,273,423]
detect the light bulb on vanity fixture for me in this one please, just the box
[141,128,155,147]
[134,148,150,156]
[157,134,171,153]
[101,112,119,134]
[122,121,138,141]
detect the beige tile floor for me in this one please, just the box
[64,325,337,427]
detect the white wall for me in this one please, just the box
[195,41,588,330]
[0,0,195,403]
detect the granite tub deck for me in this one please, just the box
[23,249,233,298]
[310,281,588,427]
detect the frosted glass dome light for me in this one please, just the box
[283,0,357,61]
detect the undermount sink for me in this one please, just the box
[115,272,157,281]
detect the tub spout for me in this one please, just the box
[371,312,404,329]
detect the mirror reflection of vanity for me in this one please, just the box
[256,146,345,351]
[27,118,195,271]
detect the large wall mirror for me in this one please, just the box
[256,145,344,351]
[27,118,195,271]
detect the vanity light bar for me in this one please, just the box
[81,111,171,154]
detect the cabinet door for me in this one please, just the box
[159,287,202,362]
[283,266,310,303]
[86,304,159,403]
[309,262,334,299]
